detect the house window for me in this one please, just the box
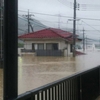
[38,43,44,50]
[46,43,58,50]
[52,43,58,50]
[46,44,52,50]
[70,44,73,52]
[32,43,35,51]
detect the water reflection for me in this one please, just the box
[0,51,100,99]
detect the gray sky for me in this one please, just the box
[18,0,100,40]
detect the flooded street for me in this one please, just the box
[0,51,100,99]
[18,51,100,95]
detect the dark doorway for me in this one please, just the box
[70,44,73,52]
[32,43,35,51]
[53,43,58,50]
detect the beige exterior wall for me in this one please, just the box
[59,41,72,56]
[24,39,61,50]
[59,41,67,50]
[23,39,73,56]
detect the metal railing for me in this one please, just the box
[36,50,64,56]
[16,66,100,100]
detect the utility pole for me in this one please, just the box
[23,9,34,33]
[86,36,87,50]
[30,22,34,32]
[83,28,85,52]
[28,9,30,33]
[73,0,76,57]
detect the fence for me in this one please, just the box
[21,49,35,53]
[16,66,100,100]
[36,50,64,56]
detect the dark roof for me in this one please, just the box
[18,28,72,39]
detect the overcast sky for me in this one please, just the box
[18,0,100,40]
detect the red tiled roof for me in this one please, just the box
[18,28,72,39]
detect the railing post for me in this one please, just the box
[78,76,82,100]
[79,76,82,100]
[3,0,18,100]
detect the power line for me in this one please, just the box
[58,0,100,11]
[18,10,100,21]
[18,16,48,29]
[57,0,100,11]
[18,28,26,32]
[22,10,34,33]
[18,15,100,27]
[18,10,72,18]
[18,14,72,25]
[18,15,75,34]
[18,11,100,37]
[19,15,100,25]
[82,20,100,34]
[18,14,100,37]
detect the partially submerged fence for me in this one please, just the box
[21,49,35,53]
[36,50,64,56]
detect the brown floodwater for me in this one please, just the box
[0,51,100,99]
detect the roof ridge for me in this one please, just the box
[23,28,50,35]
[49,28,70,39]
[49,28,64,38]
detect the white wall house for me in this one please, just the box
[23,39,73,56]
[19,28,82,56]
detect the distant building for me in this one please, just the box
[18,28,82,56]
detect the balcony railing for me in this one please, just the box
[16,66,100,100]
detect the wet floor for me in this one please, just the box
[1,51,100,99]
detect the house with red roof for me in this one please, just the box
[18,28,82,56]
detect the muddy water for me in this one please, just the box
[0,51,100,99]
[18,51,100,94]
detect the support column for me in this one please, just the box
[3,0,18,99]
